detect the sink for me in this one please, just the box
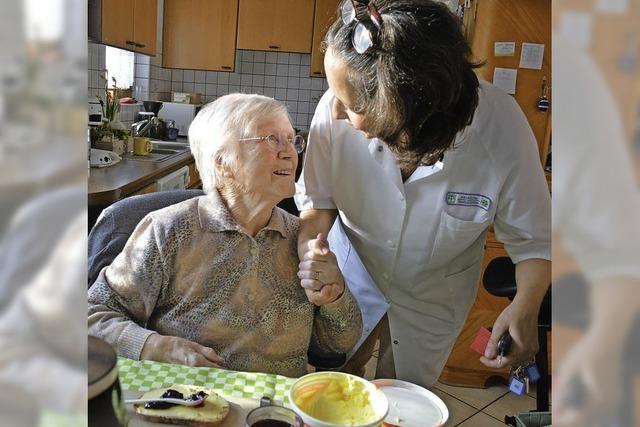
[122,141,190,162]
[151,140,190,150]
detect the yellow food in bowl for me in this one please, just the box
[293,376,378,425]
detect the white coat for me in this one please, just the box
[295,81,551,387]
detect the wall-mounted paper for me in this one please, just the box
[493,67,517,94]
[494,42,516,57]
[519,43,545,70]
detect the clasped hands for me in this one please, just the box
[297,233,345,305]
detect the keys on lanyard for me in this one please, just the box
[509,361,540,396]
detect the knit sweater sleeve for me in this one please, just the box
[88,215,168,360]
[312,287,363,355]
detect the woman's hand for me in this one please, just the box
[297,233,345,305]
[141,334,224,368]
[480,299,539,368]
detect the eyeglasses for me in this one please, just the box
[341,0,383,54]
[239,134,306,154]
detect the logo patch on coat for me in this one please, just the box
[446,192,492,211]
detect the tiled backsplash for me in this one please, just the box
[135,49,329,131]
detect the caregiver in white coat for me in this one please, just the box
[295,0,551,388]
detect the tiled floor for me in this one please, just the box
[361,343,544,426]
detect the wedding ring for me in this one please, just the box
[313,271,320,281]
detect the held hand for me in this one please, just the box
[141,334,224,368]
[297,233,345,305]
[479,300,539,368]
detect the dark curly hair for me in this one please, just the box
[325,0,482,166]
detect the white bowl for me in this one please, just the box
[288,372,389,427]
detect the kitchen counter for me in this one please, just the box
[88,149,194,207]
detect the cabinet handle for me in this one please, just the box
[268,45,280,49]
[221,66,232,70]
[312,71,323,75]
[126,40,136,46]
[135,42,146,48]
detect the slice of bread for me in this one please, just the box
[135,385,230,427]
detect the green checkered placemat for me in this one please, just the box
[117,357,296,404]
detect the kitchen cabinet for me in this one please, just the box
[310,0,341,77]
[98,0,157,56]
[236,0,315,53]
[163,0,239,71]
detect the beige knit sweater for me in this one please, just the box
[88,191,362,377]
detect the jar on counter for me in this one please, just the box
[165,120,179,141]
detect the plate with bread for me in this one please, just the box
[126,384,260,426]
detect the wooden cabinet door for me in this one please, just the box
[310,0,341,77]
[132,0,157,55]
[101,0,134,49]
[163,0,239,71]
[469,0,551,165]
[237,0,315,53]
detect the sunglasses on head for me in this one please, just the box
[341,0,384,54]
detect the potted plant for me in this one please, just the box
[90,73,130,155]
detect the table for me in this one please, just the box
[118,357,297,405]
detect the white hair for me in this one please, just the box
[188,93,289,193]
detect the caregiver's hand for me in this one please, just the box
[480,299,539,368]
[298,233,345,306]
[141,334,224,368]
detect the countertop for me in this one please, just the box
[88,149,194,207]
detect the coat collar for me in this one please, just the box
[197,190,288,238]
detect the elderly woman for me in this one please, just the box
[88,93,362,377]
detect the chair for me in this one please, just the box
[87,189,345,370]
[483,257,551,413]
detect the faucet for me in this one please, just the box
[131,118,154,137]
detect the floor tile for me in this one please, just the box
[430,387,478,426]
[483,392,536,421]
[434,381,508,410]
[456,411,506,427]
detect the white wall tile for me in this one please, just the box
[241,74,253,86]
[276,76,288,88]
[217,73,229,85]
[277,52,289,64]
[276,64,288,76]
[266,52,278,63]
[253,63,265,74]
[264,75,276,87]
[275,88,287,99]
[183,70,194,82]
[252,75,264,86]
[265,64,277,75]
[254,51,266,62]
[94,49,324,131]
[195,71,206,83]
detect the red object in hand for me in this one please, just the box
[470,327,492,355]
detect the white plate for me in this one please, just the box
[371,379,448,427]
